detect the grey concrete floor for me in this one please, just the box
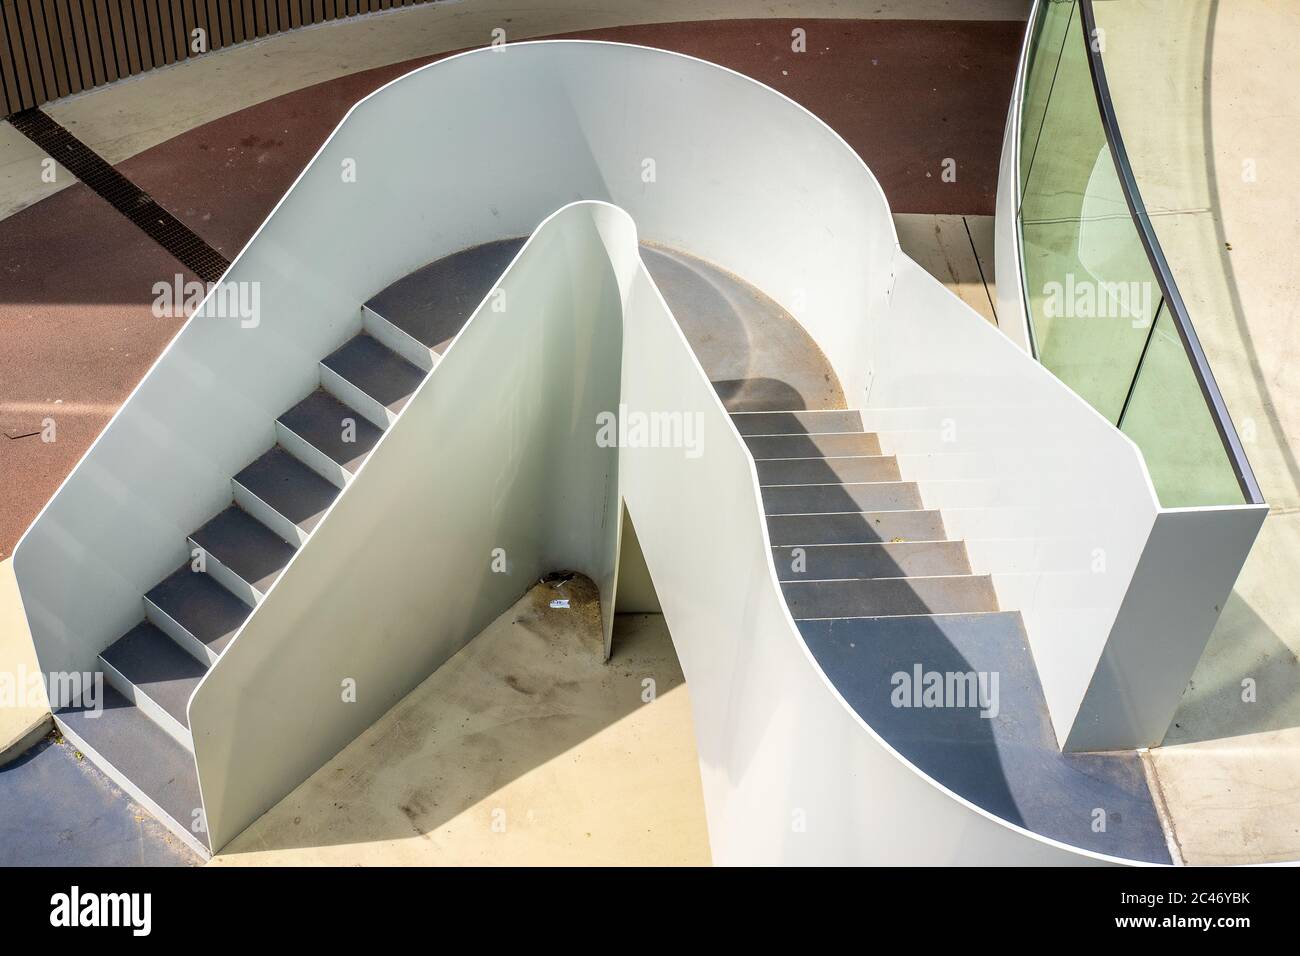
[641,243,846,412]
[211,581,710,866]
[0,733,198,867]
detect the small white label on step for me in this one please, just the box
[550,599,570,609]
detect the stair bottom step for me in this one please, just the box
[56,686,208,858]
[794,613,1173,864]
[782,575,998,618]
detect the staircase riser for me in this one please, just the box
[363,305,436,372]
[274,421,351,489]
[185,543,262,606]
[232,479,311,547]
[142,597,220,667]
[319,363,395,430]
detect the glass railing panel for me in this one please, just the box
[1018,4,1158,423]
[1018,0,1076,197]
[1119,305,1247,506]
[1013,0,1253,506]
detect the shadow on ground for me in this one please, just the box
[211,581,709,865]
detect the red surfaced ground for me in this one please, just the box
[0,17,1020,556]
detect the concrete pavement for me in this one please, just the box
[212,580,710,866]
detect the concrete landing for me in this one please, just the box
[369,239,846,414]
[800,614,1172,863]
[640,244,845,411]
[367,239,528,355]
[0,733,197,866]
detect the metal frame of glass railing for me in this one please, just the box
[1073,0,1263,504]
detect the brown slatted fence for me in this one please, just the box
[0,0,439,116]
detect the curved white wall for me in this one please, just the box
[616,230,1102,865]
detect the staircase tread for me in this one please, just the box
[189,506,296,594]
[56,685,202,843]
[100,622,207,729]
[234,446,340,535]
[321,333,426,414]
[761,481,923,515]
[772,541,972,580]
[757,456,901,486]
[767,510,947,545]
[364,237,525,352]
[795,613,1172,864]
[782,574,999,618]
[146,565,251,657]
[744,432,882,459]
[730,409,864,436]
[277,389,383,474]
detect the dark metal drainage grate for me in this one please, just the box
[8,108,231,284]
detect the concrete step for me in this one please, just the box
[144,564,251,666]
[320,333,427,429]
[98,622,207,750]
[362,304,438,372]
[756,455,901,485]
[761,481,923,515]
[188,505,297,605]
[744,432,882,459]
[276,389,384,488]
[730,409,863,436]
[233,446,341,546]
[55,685,208,858]
[772,541,972,582]
[794,613,1173,863]
[782,575,999,619]
[767,510,947,545]
[363,236,525,354]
